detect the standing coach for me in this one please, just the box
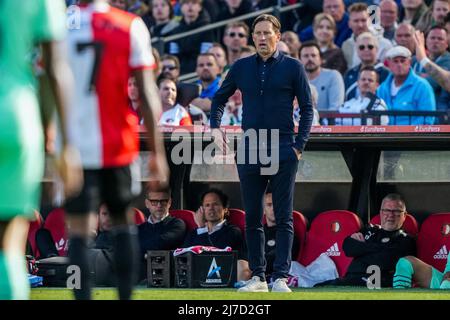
[210,14,314,293]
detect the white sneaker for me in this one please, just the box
[272,278,292,292]
[237,276,269,292]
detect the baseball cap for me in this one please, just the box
[385,46,412,59]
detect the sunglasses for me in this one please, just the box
[148,199,169,206]
[228,32,246,38]
[162,65,177,71]
[358,44,375,51]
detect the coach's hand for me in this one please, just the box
[57,145,83,197]
[292,147,302,160]
[211,128,230,155]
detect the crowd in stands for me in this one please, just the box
[78,0,450,126]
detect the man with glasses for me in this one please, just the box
[138,186,186,278]
[344,32,390,100]
[317,193,416,287]
[223,22,250,67]
[161,54,181,82]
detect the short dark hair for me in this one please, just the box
[299,40,322,58]
[201,188,229,208]
[359,65,379,82]
[156,76,176,88]
[252,14,281,33]
[161,54,180,70]
[146,185,172,199]
[197,52,218,66]
[381,193,406,210]
[426,25,449,38]
[150,0,174,19]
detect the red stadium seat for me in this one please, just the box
[417,213,450,272]
[132,208,146,225]
[228,208,246,236]
[298,210,362,277]
[43,208,68,257]
[370,213,419,236]
[28,211,44,257]
[169,209,197,232]
[293,211,308,260]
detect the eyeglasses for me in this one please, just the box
[358,44,375,51]
[380,208,405,217]
[162,65,177,71]
[148,199,169,206]
[228,32,246,38]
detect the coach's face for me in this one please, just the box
[252,21,280,59]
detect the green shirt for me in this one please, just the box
[0,0,66,91]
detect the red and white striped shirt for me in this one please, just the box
[67,2,154,168]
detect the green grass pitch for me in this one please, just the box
[30,287,450,300]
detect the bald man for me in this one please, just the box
[380,0,399,41]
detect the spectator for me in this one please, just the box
[183,189,251,281]
[414,30,450,92]
[317,193,416,287]
[416,0,450,32]
[313,13,348,75]
[138,187,186,278]
[342,2,393,69]
[223,22,250,68]
[161,54,181,82]
[299,0,352,47]
[190,53,221,114]
[393,254,450,289]
[281,31,301,60]
[276,41,291,55]
[300,41,345,111]
[239,45,257,58]
[400,0,429,27]
[344,32,390,100]
[263,188,300,277]
[338,66,389,125]
[158,77,193,125]
[395,23,421,72]
[419,26,450,112]
[128,76,143,122]
[148,0,178,37]
[445,12,450,46]
[380,0,399,41]
[250,0,278,11]
[208,43,228,74]
[293,84,321,126]
[377,45,436,125]
[395,23,416,55]
[167,0,214,74]
[217,0,253,24]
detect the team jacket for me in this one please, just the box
[343,224,416,286]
